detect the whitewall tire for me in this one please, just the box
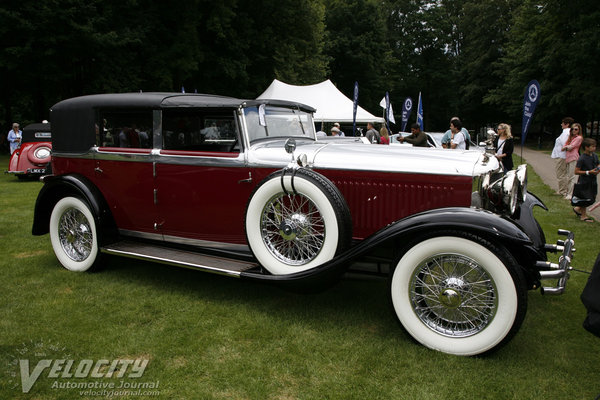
[245,169,351,275]
[49,197,100,272]
[391,235,526,356]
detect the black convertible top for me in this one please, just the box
[50,92,315,152]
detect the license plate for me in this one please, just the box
[30,168,46,174]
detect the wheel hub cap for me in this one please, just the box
[279,213,308,241]
[261,193,325,266]
[410,254,498,338]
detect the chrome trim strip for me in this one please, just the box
[156,153,246,167]
[120,229,163,241]
[162,234,250,252]
[100,246,244,278]
[119,229,250,252]
[54,146,247,167]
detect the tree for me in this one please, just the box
[324,0,393,115]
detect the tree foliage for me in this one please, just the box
[1,0,599,139]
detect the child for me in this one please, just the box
[573,138,600,222]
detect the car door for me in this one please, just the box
[93,109,157,235]
[155,108,254,247]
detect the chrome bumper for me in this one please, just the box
[537,229,575,295]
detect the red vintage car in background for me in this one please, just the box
[32,93,574,356]
[7,122,52,179]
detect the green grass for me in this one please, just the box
[1,153,599,399]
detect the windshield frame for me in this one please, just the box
[242,104,316,144]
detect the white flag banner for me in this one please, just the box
[379,96,396,124]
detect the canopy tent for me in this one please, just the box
[257,79,384,123]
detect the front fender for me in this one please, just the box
[32,174,118,244]
[241,207,536,289]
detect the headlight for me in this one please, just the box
[34,146,51,160]
[478,168,521,216]
[501,170,519,215]
[516,164,527,202]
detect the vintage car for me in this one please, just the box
[7,122,52,178]
[390,131,484,151]
[32,93,574,356]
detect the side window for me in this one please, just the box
[162,110,238,152]
[99,110,153,149]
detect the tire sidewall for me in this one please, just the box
[246,173,340,275]
[391,236,518,356]
[49,197,99,272]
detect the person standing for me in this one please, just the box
[333,123,345,137]
[551,117,574,196]
[379,126,390,145]
[442,117,470,148]
[7,122,22,155]
[493,123,514,172]
[365,122,380,144]
[563,122,584,199]
[397,123,428,147]
[449,119,467,150]
[572,138,599,222]
[331,127,342,137]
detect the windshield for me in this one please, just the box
[244,105,315,142]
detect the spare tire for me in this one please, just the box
[245,168,352,275]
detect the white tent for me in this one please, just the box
[257,79,384,123]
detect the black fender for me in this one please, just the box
[241,206,543,290]
[32,174,118,245]
[511,191,547,250]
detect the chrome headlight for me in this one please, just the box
[501,170,519,215]
[34,146,51,160]
[516,164,527,202]
[478,168,521,215]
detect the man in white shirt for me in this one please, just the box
[450,119,467,150]
[551,117,574,196]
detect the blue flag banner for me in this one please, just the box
[401,97,413,132]
[416,92,424,131]
[352,81,359,136]
[521,80,541,146]
[385,92,391,133]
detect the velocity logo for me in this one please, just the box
[19,358,149,393]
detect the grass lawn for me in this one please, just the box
[0,152,599,399]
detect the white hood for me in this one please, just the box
[247,139,499,177]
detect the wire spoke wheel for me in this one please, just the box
[410,254,497,338]
[245,169,352,275]
[261,193,325,266]
[50,197,101,272]
[391,235,526,356]
[58,207,94,262]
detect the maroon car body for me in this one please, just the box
[31,93,575,356]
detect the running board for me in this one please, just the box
[101,241,259,277]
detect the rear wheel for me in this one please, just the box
[245,169,351,275]
[391,233,527,356]
[49,197,101,272]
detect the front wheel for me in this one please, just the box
[49,197,101,272]
[245,169,352,275]
[391,234,527,356]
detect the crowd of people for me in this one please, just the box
[552,117,599,222]
[320,117,598,222]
